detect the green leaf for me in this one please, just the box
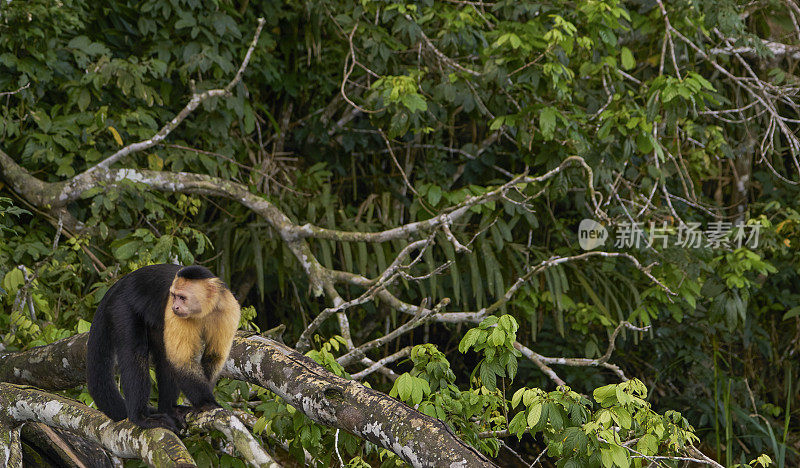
[243,102,256,133]
[601,448,614,467]
[506,354,518,380]
[509,411,527,437]
[690,72,715,91]
[489,327,506,346]
[113,240,139,261]
[782,306,800,320]
[636,434,658,456]
[498,314,518,333]
[401,93,427,113]
[593,384,617,406]
[459,328,480,352]
[76,319,92,334]
[67,36,110,56]
[428,185,442,206]
[77,88,91,112]
[2,268,24,294]
[479,362,497,390]
[396,374,413,401]
[511,388,525,408]
[548,404,564,431]
[539,107,557,140]
[489,116,505,131]
[615,385,633,405]
[479,315,499,329]
[527,403,543,427]
[175,13,197,29]
[30,110,51,132]
[661,85,677,103]
[523,389,538,407]
[252,416,268,435]
[753,454,773,467]
[620,47,635,70]
[610,444,629,468]
[411,382,424,405]
[611,407,632,430]
[562,427,590,455]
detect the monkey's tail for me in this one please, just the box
[86,311,127,421]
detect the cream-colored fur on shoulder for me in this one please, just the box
[164,277,240,380]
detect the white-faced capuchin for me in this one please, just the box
[86,264,240,431]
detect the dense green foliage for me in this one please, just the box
[1,0,799,466]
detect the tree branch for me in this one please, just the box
[187,408,282,468]
[0,333,497,467]
[69,18,265,180]
[0,383,194,466]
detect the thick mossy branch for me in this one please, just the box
[0,422,22,468]
[0,333,495,467]
[224,335,496,467]
[0,383,194,467]
[0,333,88,390]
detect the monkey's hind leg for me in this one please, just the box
[86,315,127,421]
[118,330,179,432]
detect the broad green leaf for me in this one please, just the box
[509,411,527,437]
[479,362,497,390]
[506,354,518,380]
[511,388,525,408]
[113,240,139,260]
[489,327,506,346]
[610,444,629,468]
[539,107,557,140]
[527,403,543,427]
[2,268,24,294]
[621,47,635,70]
[594,384,617,406]
[427,185,442,206]
[611,407,632,430]
[636,434,658,456]
[76,319,92,334]
[459,328,480,352]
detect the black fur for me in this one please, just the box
[177,265,230,290]
[176,265,216,281]
[86,264,219,432]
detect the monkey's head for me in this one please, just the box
[170,266,221,319]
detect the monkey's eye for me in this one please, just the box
[178,295,186,301]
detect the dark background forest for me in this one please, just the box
[1,0,799,466]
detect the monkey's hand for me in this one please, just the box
[196,401,222,413]
[171,403,219,428]
[172,404,194,427]
[177,401,221,416]
[131,413,180,433]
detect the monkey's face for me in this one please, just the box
[169,279,205,318]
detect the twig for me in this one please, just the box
[296,155,601,243]
[337,298,449,366]
[295,237,433,351]
[351,346,411,380]
[340,23,382,114]
[513,342,567,386]
[67,18,266,182]
[378,128,426,204]
[0,82,30,97]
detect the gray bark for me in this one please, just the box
[1,332,496,467]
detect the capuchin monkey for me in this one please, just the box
[87,264,240,431]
